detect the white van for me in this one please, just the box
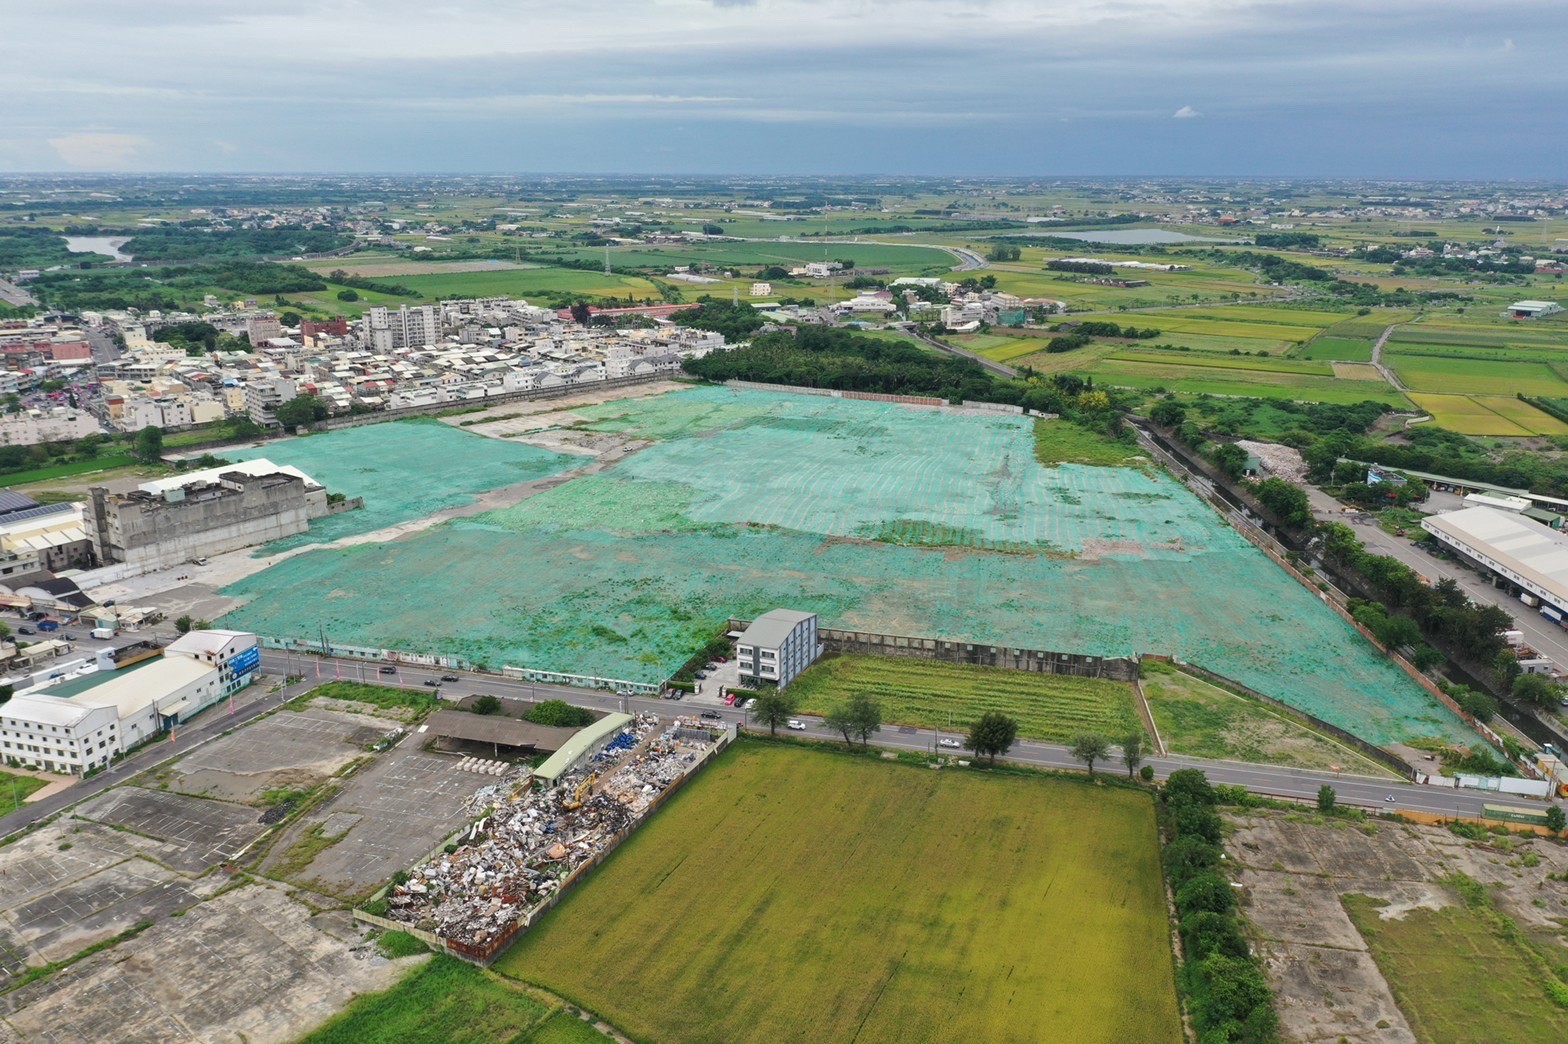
[91,627,116,640]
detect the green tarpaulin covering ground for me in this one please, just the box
[222,387,1469,745]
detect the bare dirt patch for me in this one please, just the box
[1227,810,1568,1042]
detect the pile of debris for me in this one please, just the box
[382,715,719,949]
[1236,439,1308,484]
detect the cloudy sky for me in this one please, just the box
[5,0,1562,176]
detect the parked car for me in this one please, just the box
[378,665,397,675]
[713,655,728,663]
[743,698,758,710]
[705,662,721,671]
[723,694,736,706]
[17,626,33,635]
[786,719,806,731]
[441,674,459,682]
[700,710,722,720]
[422,679,440,687]
[939,738,962,749]
[694,670,708,680]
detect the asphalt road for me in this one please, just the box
[268,651,1546,820]
[0,278,36,308]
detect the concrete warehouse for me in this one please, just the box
[1422,507,1568,623]
[85,459,333,573]
[0,630,259,775]
[734,609,821,690]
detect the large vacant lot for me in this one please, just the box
[496,741,1180,1044]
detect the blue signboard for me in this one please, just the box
[231,645,261,676]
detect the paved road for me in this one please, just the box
[913,332,1018,377]
[267,652,1547,821]
[1370,322,1408,391]
[85,324,123,365]
[0,278,36,308]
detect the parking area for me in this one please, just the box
[162,706,394,802]
[261,743,486,899]
[73,787,270,872]
[0,881,405,1043]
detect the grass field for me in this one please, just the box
[291,681,439,717]
[1406,393,1568,436]
[789,654,1144,743]
[1344,888,1568,1042]
[0,770,49,816]
[1107,350,1333,377]
[392,267,660,301]
[1033,417,1150,469]
[0,455,137,488]
[1301,336,1375,361]
[300,953,562,1043]
[1139,663,1394,775]
[1083,357,1409,406]
[495,741,1181,1044]
[1389,355,1568,397]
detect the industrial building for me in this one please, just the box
[1422,507,1568,623]
[1502,300,1563,319]
[734,609,821,689]
[86,460,330,572]
[0,492,93,578]
[0,630,259,775]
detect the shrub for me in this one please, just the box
[524,699,593,728]
[1140,764,1155,782]
[1164,836,1223,889]
[1176,872,1236,917]
[1180,911,1250,961]
[470,694,502,716]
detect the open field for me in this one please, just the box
[391,267,660,301]
[1139,662,1395,775]
[1331,362,1386,382]
[1106,350,1333,377]
[0,770,49,815]
[1033,418,1149,467]
[1344,891,1568,1043]
[789,654,1143,743]
[221,386,1468,744]
[1406,393,1568,436]
[302,953,558,1044]
[302,259,541,278]
[1389,354,1568,397]
[0,455,137,488]
[1302,335,1375,361]
[1227,809,1568,1043]
[496,741,1181,1044]
[1083,356,1409,405]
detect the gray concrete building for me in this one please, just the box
[735,609,821,689]
[87,470,311,571]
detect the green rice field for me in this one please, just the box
[1300,336,1375,361]
[220,386,1468,744]
[495,741,1182,1044]
[789,654,1143,743]
[1389,355,1568,397]
[1406,393,1568,437]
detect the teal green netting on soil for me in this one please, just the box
[223,419,578,552]
[221,387,1470,745]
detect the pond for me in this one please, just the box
[62,236,133,262]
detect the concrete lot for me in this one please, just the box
[73,787,270,872]
[261,742,483,899]
[0,881,406,1043]
[1228,810,1568,1042]
[160,706,392,803]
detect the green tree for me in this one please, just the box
[174,614,194,635]
[752,689,796,736]
[525,699,592,728]
[470,694,502,716]
[1121,732,1144,777]
[1175,872,1236,916]
[1207,442,1247,480]
[1165,768,1216,807]
[1513,672,1564,708]
[966,711,1018,763]
[336,288,359,302]
[134,425,164,463]
[1546,805,1566,836]
[0,682,12,705]
[1316,784,1336,813]
[274,395,330,431]
[1148,399,1186,428]
[1180,910,1250,961]
[826,693,881,748]
[1162,835,1222,889]
[1253,477,1312,528]
[1069,733,1111,777]
[280,311,302,326]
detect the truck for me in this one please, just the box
[1521,593,1541,608]
[91,627,115,640]
[37,620,59,632]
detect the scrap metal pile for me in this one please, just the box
[383,714,719,948]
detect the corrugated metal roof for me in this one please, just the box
[1422,507,1568,606]
[736,609,816,650]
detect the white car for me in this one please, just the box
[938,738,962,749]
[786,719,807,731]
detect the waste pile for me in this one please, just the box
[382,714,719,950]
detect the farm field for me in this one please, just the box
[1405,393,1568,436]
[548,240,956,274]
[788,654,1144,743]
[1343,891,1568,1042]
[302,259,542,279]
[1084,356,1408,406]
[1387,355,1568,397]
[1331,362,1385,381]
[1139,663,1395,775]
[1301,335,1375,361]
[220,386,1469,745]
[1106,350,1333,377]
[495,741,1181,1044]
[391,267,660,301]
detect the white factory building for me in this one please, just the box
[1422,507,1568,624]
[734,609,821,690]
[0,630,260,775]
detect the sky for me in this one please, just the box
[4,0,1564,177]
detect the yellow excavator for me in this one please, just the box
[563,772,598,811]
